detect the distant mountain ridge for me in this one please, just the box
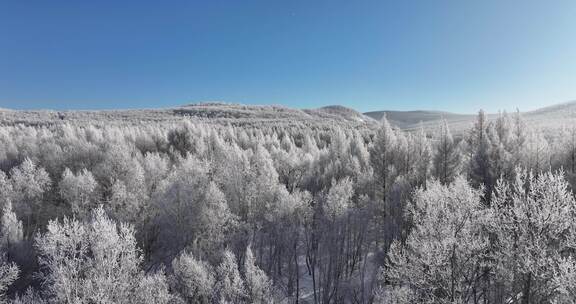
[364,100,576,132]
[304,105,376,123]
[2,101,576,131]
[0,102,376,127]
[525,100,576,115]
[363,110,475,129]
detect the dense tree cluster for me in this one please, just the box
[0,110,575,303]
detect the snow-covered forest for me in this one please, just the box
[1,106,576,303]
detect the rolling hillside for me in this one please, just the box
[304,105,376,123]
[2,101,576,132]
[0,103,375,128]
[365,101,576,133]
[364,110,476,130]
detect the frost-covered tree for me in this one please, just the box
[370,116,398,204]
[411,125,432,187]
[490,170,576,303]
[0,200,23,251]
[12,288,46,304]
[10,158,51,205]
[168,124,195,157]
[195,182,235,255]
[93,143,147,219]
[214,249,246,304]
[520,128,550,174]
[132,270,173,304]
[512,109,527,159]
[0,255,18,304]
[0,171,13,209]
[270,145,307,193]
[59,168,98,217]
[154,156,235,262]
[171,251,215,304]
[382,177,488,303]
[246,145,281,224]
[558,124,576,189]
[35,206,173,304]
[433,120,461,184]
[374,286,415,304]
[323,177,354,219]
[466,110,498,201]
[141,152,170,196]
[554,257,576,303]
[302,133,320,155]
[243,246,273,304]
[9,158,51,237]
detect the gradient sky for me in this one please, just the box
[1,0,576,113]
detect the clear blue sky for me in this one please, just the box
[1,0,576,113]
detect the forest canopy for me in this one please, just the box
[0,107,575,303]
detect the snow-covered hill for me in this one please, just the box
[2,101,576,132]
